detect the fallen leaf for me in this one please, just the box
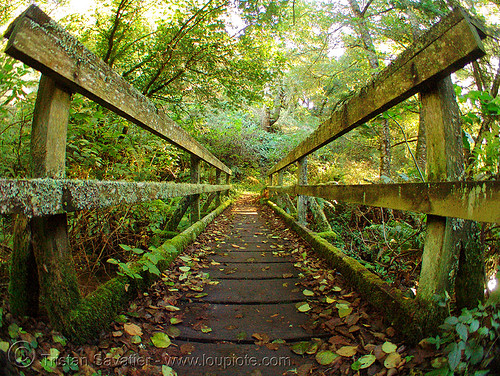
[291,342,311,355]
[316,350,340,365]
[326,297,336,304]
[336,346,358,357]
[170,317,183,325]
[352,354,376,370]
[265,343,279,351]
[282,273,294,279]
[382,341,398,354]
[131,335,141,344]
[166,326,181,338]
[384,352,401,369]
[296,302,311,312]
[124,323,143,336]
[201,325,212,333]
[151,332,171,348]
[162,365,177,376]
[297,364,314,376]
[336,303,352,318]
[179,266,191,272]
[112,331,123,337]
[303,289,314,296]
[164,305,181,312]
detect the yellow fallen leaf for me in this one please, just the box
[336,346,357,357]
[124,323,142,336]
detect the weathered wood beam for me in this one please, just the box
[0,179,231,217]
[269,181,500,223]
[268,9,486,175]
[4,5,231,175]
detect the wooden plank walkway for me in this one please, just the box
[166,198,328,375]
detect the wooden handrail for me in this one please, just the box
[0,179,231,217]
[4,5,231,175]
[269,181,500,223]
[268,8,486,175]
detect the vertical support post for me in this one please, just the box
[190,154,201,223]
[215,169,221,207]
[297,156,308,226]
[417,76,467,307]
[10,75,80,324]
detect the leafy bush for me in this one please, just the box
[425,302,499,375]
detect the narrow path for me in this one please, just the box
[170,196,327,375]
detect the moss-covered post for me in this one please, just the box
[215,169,221,207]
[10,75,81,324]
[190,154,201,223]
[297,156,308,226]
[417,76,483,313]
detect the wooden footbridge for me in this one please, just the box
[1,5,499,375]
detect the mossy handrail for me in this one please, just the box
[266,8,499,339]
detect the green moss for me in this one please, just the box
[316,231,339,241]
[266,200,427,343]
[9,216,39,316]
[63,198,233,343]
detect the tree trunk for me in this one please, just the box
[165,196,194,231]
[348,0,391,179]
[201,192,217,214]
[309,198,332,232]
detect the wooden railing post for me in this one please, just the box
[10,75,81,323]
[297,157,308,226]
[215,169,221,207]
[417,76,469,308]
[190,154,201,223]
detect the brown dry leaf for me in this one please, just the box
[336,346,358,357]
[374,345,386,360]
[384,352,402,369]
[265,343,279,351]
[328,335,352,347]
[282,273,294,279]
[297,363,314,376]
[124,323,143,336]
[348,325,360,333]
[112,331,123,337]
[345,313,360,326]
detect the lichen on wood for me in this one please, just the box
[0,178,230,217]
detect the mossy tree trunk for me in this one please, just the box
[309,198,332,233]
[201,192,217,215]
[215,169,221,207]
[9,216,38,316]
[297,156,308,226]
[190,155,201,223]
[10,75,81,324]
[165,196,194,231]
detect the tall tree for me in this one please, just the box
[347,0,392,179]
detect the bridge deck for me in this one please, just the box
[143,195,401,375]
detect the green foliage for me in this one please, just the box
[107,244,167,280]
[426,302,499,375]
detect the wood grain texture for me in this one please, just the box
[269,181,500,223]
